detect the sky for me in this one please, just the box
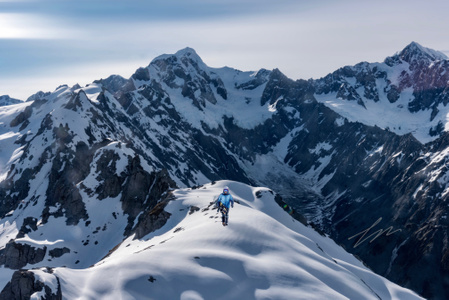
[1,0,449,100]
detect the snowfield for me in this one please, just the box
[1,44,440,299]
[38,181,422,300]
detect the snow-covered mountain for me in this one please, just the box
[0,95,22,107]
[1,42,449,298]
[314,41,449,143]
[0,181,423,300]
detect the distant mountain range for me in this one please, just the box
[0,42,448,299]
[314,41,449,143]
[0,95,22,107]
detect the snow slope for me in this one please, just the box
[314,42,449,144]
[314,81,434,142]
[0,101,32,181]
[36,181,422,300]
[0,45,442,298]
[143,48,272,131]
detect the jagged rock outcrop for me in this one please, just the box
[121,157,177,235]
[0,241,46,270]
[133,197,172,240]
[93,75,129,94]
[16,217,38,239]
[48,248,70,259]
[314,42,449,143]
[26,91,51,102]
[0,270,61,300]
[3,43,449,298]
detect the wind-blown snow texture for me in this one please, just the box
[8,181,425,300]
[0,42,448,299]
[65,182,427,300]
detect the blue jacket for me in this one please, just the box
[217,193,234,209]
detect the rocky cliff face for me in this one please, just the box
[1,43,449,298]
[0,269,61,300]
[314,42,449,144]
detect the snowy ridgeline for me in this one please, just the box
[5,181,422,300]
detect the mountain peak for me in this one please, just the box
[26,91,51,102]
[174,47,200,58]
[0,95,23,106]
[397,41,448,63]
[151,47,205,66]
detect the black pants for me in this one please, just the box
[219,204,229,225]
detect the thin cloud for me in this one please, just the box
[1,0,449,100]
[1,0,306,23]
[0,13,75,39]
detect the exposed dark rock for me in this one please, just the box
[133,199,172,240]
[42,140,89,226]
[43,139,112,225]
[121,156,176,236]
[16,217,38,239]
[48,247,71,258]
[0,270,62,300]
[236,68,270,91]
[116,91,134,111]
[64,91,85,111]
[0,167,34,218]
[4,44,449,299]
[0,241,46,270]
[26,91,51,102]
[189,206,200,215]
[132,67,151,82]
[0,271,40,300]
[387,86,400,104]
[274,194,308,226]
[94,75,129,94]
[91,149,124,200]
[430,121,445,137]
[10,105,32,127]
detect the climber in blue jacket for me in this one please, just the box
[216,186,234,226]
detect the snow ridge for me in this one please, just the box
[49,181,422,300]
[314,42,449,143]
[0,43,447,299]
[396,41,448,62]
